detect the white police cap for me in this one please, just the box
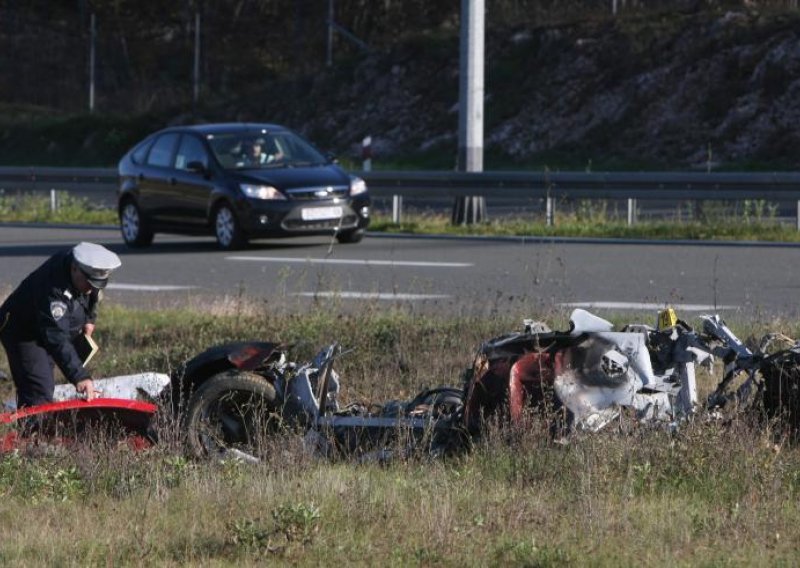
[72,242,121,289]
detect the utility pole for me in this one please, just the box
[326,0,334,67]
[453,0,486,225]
[88,13,96,113]
[193,12,201,109]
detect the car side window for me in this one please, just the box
[175,134,209,170]
[146,133,179,168]
[130,138,155,165]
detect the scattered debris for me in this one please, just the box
[3,309,800,460]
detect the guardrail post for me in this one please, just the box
[627,198,637,226]
[392,195,403,224]
[546,196,555,226]
[452,196,487,225]
[797,200,800,231]
[50,189,58,213]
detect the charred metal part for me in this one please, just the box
[177,341,283,388]
[228,343,284,371]
[464,308,705,436]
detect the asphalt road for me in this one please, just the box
[1,224,799,321]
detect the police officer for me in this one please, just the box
[0,242,121,407]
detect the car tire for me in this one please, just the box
[185,370,280,460]
[119,200,154,248]
[335,228,364,244]
[214,204,248,250]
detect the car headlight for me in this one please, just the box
[349,176,367,196]
[240,184,286,200]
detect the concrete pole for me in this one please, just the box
[458,0,484,172]
[453,0,487,225]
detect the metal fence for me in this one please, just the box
[2,167,800,228]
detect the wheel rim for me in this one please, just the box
[121,204,140,242]
[215,207,235,247]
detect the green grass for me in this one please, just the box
[0,192,117,225]
[370,211,800,242]
[3,193,800,243]
[0,304,799,564]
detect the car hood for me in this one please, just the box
[235,164,351,190]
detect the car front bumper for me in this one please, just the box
[239,196,370,236]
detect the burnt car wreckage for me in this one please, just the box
[1,309,800,459]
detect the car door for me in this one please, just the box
[168,133,216,228]
[140,132,181,225]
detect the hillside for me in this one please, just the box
[1,3,800,170]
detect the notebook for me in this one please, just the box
[73,332,99,367]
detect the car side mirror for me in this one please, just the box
[186,160,207,174]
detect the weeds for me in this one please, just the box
[0,192,116,225]
[368,207,798,242]
[0,307,798,564]
[228,503,320,556]
[0,451,85,502]
[0,192,797,242]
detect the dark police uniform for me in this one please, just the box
[0,246,111,407]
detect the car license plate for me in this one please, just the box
[301,206,343,221]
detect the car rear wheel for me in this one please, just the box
[214,204,248,250]
[185,371,281,460]
[335,228,364,244]
[119,200,154,248]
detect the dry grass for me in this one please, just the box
[0,303,799,564]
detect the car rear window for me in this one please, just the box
[146,133,179,168]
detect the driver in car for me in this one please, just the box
[238,138,283,167]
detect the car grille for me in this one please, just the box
[286,185,350,200]
[283,215,358,230]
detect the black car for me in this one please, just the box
[117,123,370,249]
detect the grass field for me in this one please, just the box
[0,302,799,565]
[3,192,800,243]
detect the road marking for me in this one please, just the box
[560,301,739,311]
[227,256,472,268]
[107,283,198,292]
[293,291,450,301]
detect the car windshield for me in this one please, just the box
[206,130,328,170]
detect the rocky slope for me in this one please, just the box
[233,9,800,170]
[3,7,800,170]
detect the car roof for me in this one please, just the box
[158,123,290,136]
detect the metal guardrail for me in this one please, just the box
[2,167,800,227]
[363,170,800,201]
[0,167,117,192]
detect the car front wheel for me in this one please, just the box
[119,200,154,248]
[214,204,248,250]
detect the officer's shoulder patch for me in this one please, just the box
[50,301,68,321]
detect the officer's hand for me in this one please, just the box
[76,378,98,401]
[83,323,95,337]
